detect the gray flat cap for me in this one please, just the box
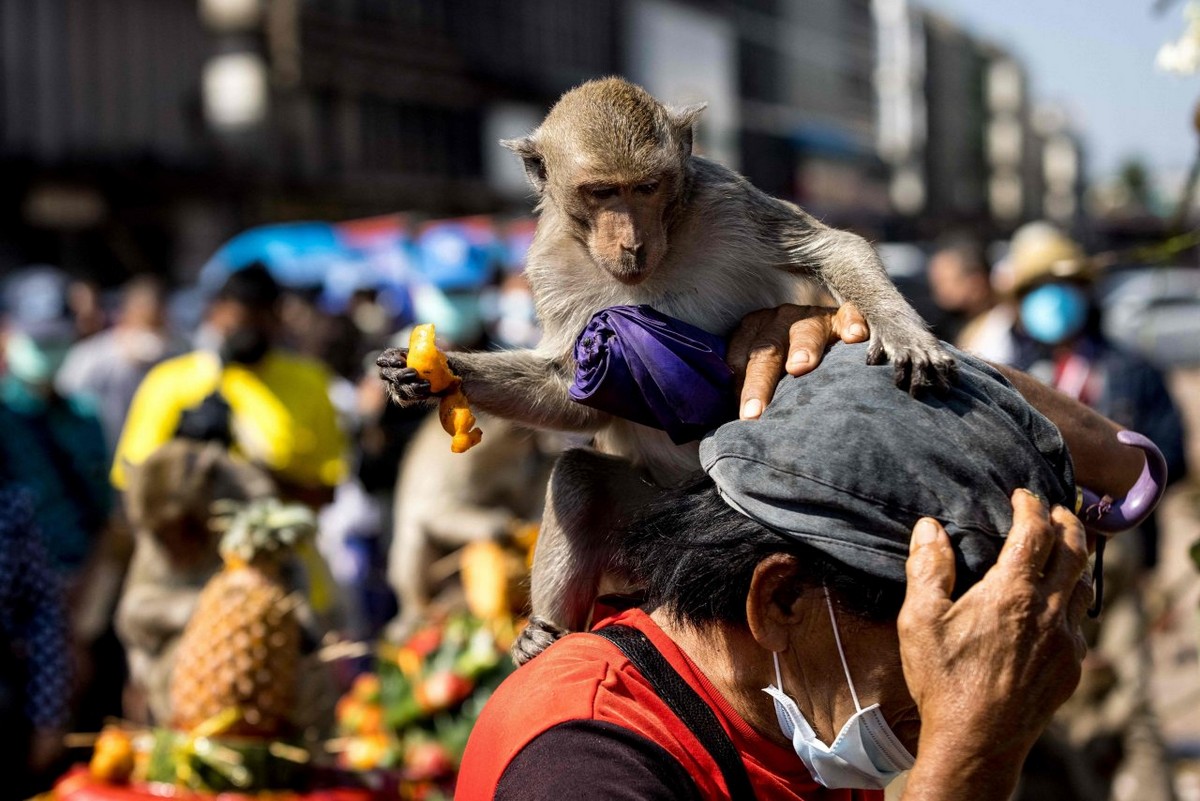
[699,342,1075,592]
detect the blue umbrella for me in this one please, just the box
[199,221,360,291]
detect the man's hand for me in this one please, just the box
[898,490,1093,801]
[727,304,869,420]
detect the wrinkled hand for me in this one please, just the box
[727,304,869,420]
[899,490,1093,800]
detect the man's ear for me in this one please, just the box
[500,135,547,195]
[745,554,805,654]
[669,102,707,156]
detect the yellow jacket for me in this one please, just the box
[112,350,347,490]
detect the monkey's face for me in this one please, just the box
[575,179,671,285]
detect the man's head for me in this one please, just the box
[621,341,1076,758]
[207,264,281,365]
[118,275,168,331]
[1,266,76,390]
[1007,223,1095,346]
[928,236,992,317]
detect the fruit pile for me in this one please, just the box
[334,612,518,800]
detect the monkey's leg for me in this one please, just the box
[385,521,435,641]
[794,227,957,393]
[512,448,659,665]
[377,347,607,432]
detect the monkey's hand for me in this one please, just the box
[866,316,957,396]
[376,348,437,407]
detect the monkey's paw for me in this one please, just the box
[376,348,435,407]
[511,615,567,666]
[866,327,957,396]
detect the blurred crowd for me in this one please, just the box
[0,219,1198,801]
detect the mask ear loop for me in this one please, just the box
[824,587,862,713]
[773,651,785,691]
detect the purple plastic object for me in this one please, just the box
[1079,430,1169,534]
[569,305,736,444]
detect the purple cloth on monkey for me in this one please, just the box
[569,305,736,444]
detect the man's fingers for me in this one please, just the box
[785,314,833,377]
[902,518,956,618]
[739,339,786,418]
[834,304,869,344]
[997,489,1057,579]
[727,314,766,395]
[1042,505,1090,615]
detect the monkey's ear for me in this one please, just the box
[501,136,547,194]
[669,103,707,156]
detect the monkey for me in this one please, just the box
[377,77,955,663]
[386,411,558,640]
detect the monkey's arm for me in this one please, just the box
[787,224,956,393]
[377,347,609,433]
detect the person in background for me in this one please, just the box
[0,475,71,799]
[0,266,123,740]
[0,267,112,581]
[1004,222,1187,560]
[926,234,995,344]
[923,234,1015,364]
[112,264,348,509]
[66,277,107,340]
[1000,221,1187,801]
[57,275,183,454]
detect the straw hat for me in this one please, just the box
[1007,222,1091,295]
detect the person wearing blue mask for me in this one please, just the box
[457,310,1158,800]
[0,267,112,581]
[1003,223,1186,801]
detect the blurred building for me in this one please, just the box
[3,0,893,283]
[873,0,1085,237]
[725,0,889,224]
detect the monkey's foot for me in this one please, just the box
[376,347,435,407]
[511,615,568,666]
[866,330,958,396]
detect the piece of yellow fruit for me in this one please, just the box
[407,323,457,393]
[408,324,483,452]
[439,388,483,453]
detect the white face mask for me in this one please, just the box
[762,590,915,789]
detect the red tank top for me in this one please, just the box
[455,608,881,801]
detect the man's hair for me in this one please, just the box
[618,477,907,628]
[933,234,989,278]
[214,263,280,309]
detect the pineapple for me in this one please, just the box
[170,499,317,738]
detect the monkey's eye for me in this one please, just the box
[634,181,659,196]
[589,187,618,201]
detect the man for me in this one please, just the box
[458,316,1150,799]
[997,222,1186,801]
[57,275,182,454]
[926,234,997,346]
[113,265,347,507]
[0,267,112,580]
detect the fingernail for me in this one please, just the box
[788,351,812,370]
[1017,488,1047,508]
[742,399,763,419]
[913,518,938,549]
[848,324,867,340]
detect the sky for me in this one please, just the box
[918,0,1199,180]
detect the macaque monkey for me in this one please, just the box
[378,77,953,662]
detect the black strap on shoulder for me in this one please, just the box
[591,624,757,801]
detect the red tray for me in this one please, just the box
[53,768,383,801]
